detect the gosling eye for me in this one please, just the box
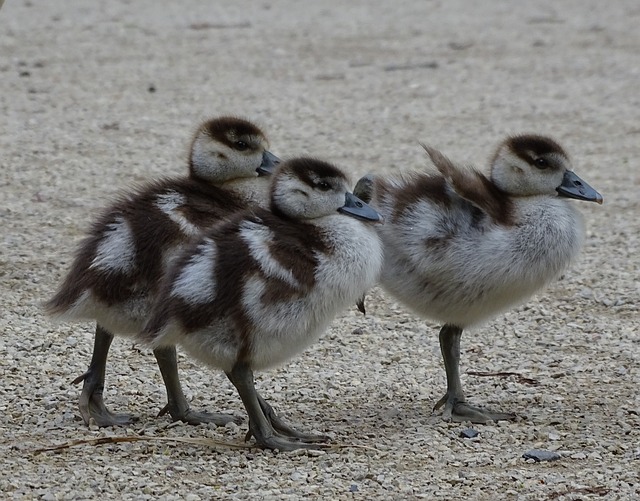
[534,157,549,169]
[316,181,332,191]
[234,140,249,151]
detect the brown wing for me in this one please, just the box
[421,144,514,226]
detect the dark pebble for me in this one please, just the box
[460,428,480,439]
[384,61,439,71]
[522,449,561,462]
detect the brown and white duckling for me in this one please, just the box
[141,158,383,451]
[45,116,280,427]
[355,134,602,423]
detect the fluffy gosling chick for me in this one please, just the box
[142,158,383,451]
[45,116,279,427]
[355,134,602,423]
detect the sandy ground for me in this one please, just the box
[1,0,639,499]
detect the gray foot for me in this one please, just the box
[74,371,138,427]
[227,363,330,451]
[73,324,137,427]
[434,393,516,423]
[249,394,329,443]
[157,403,242,426]
[435,324,517,424]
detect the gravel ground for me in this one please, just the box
[2,0,639,499]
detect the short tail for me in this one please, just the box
[43,286,80,318]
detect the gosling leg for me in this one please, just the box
[226,362,328,451]
[154,346,241,426]
[73,324,138,426]
[434,324,516,423]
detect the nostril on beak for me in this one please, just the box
[355,201,363,208]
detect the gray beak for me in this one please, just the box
[338,192,383,222]
[256,150,280,176]
[556,171,603,204]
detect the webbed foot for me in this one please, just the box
[227,362,330,451]
[249,433,330,452]
[243,395,329,443]
[434,393,516,423]
[157,403,242,426]
[74,370,138,427]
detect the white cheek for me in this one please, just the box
[190,141,228,180]
[531,170,561,195]
[155,190,200,237]
[90,216,136,272]
[235,152,261,177]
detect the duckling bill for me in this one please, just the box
[556,170,603,203]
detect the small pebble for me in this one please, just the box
[522,449,562,462]
[290,471,305,481]
[460,428,480,439]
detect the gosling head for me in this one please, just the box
[189,116,280,184]
[270,158,382,222]
[489,134,603,204]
